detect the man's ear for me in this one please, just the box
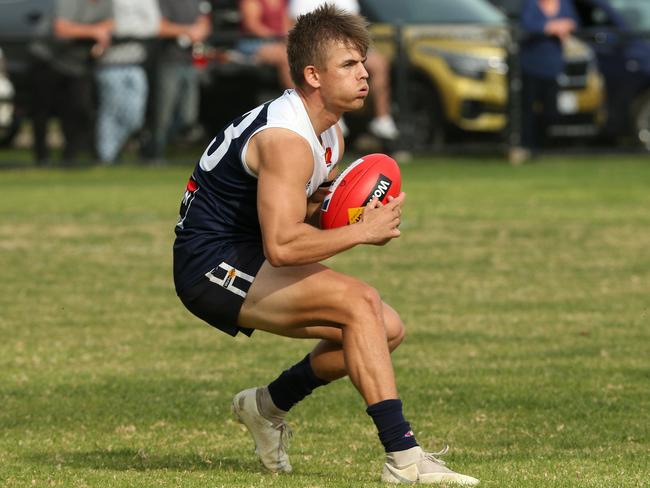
[303,65,321,88]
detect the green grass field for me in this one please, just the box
[1,155,649,487]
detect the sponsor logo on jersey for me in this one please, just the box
[325,147,332,166]
[362,174,393,206]
[205,262,255,298]
[223,268,237,288]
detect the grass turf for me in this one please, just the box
[0,155,648,487]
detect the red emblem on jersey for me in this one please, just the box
[325,147,332,166]
[177,176,199,229]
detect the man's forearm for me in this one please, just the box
[54,18,112,40]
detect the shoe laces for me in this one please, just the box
[277,421,292,451]
[423,444,450,466]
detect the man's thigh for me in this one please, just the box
[255,304,403,344]
[255,42,287,64]
[238,261,365,334]
[364,49,388,75]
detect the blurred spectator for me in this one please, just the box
[143,0,212,163]
[515,0,578,161]
[238,0,293,89]
[0,49,14,133]
[289,0,399,140]
[95,0,160,164]
[28,0,113,165]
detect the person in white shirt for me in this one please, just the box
[95,0,161,163]
[289,0,400,140]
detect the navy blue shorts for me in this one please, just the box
[177,244,266,337]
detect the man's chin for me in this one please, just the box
[344,98,366,112]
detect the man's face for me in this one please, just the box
[317,40,369,113]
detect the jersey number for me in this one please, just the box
[200,104,266,172]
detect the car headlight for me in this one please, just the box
[0,76,14,99]
[417,46,507,80]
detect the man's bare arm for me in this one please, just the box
[159,14,211,43]
[54,18,114,54]
[253,129,403,267]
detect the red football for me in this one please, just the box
[320,153,401,229]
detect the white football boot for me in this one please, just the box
[369,115,400,140]
[382,445,479,485]
[232,387,292,473]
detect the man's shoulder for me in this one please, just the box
[264,90,315,139]
[253,126,309,144]
[247,127,313,177]
[159,0,204,21]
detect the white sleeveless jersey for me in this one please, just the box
[174,89,340,291]
[199,89,341,197]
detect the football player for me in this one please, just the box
[173,4,478,485]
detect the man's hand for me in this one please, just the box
[187,17,211,43]
[545,18,576,40]
[359,192,406,245]
[90,20,113,57]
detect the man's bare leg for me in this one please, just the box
[279,302,406,382]
[234,262,479,484]
[365,50,399,141]
[257,43,294,89]
[366,50,391,118]
[233,262,408,472]
[239,261,399,404]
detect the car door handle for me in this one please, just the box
[25,11,43,24]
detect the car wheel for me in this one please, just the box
[399,80,445,151]
[633,90,650,151]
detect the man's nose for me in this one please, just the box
[359,64,369,79]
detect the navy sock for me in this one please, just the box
[267,354,329,412]
[367,399,419,453]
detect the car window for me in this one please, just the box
[0,0,54,39]
[609,0,650,30]
[487,0,521,18]
[360,0,505,24]
[575,2,617,28]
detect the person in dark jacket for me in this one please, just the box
[29,0,113,165]
[516,0,578,161]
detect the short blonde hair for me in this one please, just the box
[287,3,370,87]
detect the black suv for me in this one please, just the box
[491,0,650,149]
[573,0,650,148]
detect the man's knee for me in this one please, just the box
[340,281,384,327]
[384,306,405,351]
